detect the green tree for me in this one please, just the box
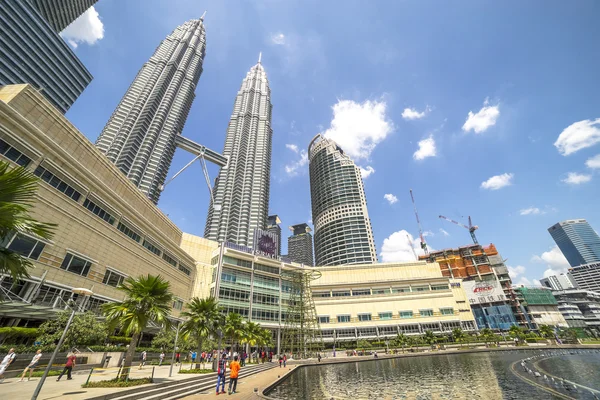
[0,161,55,280]
[423,330,436,346]
[240,321,262,353]
[180,297,222,368]
[393,333,410,353]
[539,325,554,340]
[102,275,173,379]
[224,312,245,353]
[452,328,466,348]
[509,325,523,343]
[37,310,108,349]
[356,339,371,353]
[479,328,495,346]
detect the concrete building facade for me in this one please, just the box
[552,289,600,335]
[31,0,98,32]
[0,0,93,113]
[549,219,600,267]
[540,273,578,291]
[513,287,568,329]
[205,57,273,247]
[0,85,196,324]
[288,223,314,266]
[569,262,600,293]
[308,135,377,266]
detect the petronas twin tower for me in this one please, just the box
[96,15,272,247]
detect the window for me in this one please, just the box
[413,286,429,292]
[358,313,372,321]
[419,309,434,317]
[173,299,184,310]
[60,253,92,276]
[318,316,330,324]
[34,166,81,201]
[162,252,178,267]
[392,287,410,293]
[440,308,454,315]
[178,264,191,276]
[432,284,449,291]
[2,233,46,260]
[352,289,371,296]
[332,290,351,297]
[142,239,161,256]
[372,288,389,295]
[255,263,280,275]
[83,199,115,224]
[378,312,393,320]
[337,315,351,323]
[400,311,413,319]
[0,138,32,167]
[117,222,141,243]
[223,256,252,269]
[102,270,126,287]
[312,291,331,298]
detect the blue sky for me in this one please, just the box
[64,0,600,285]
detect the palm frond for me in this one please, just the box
[0,247,32,280]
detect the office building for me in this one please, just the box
[551,289,600,335]
[205,56,273,247]
[288,223,314,266]
[266,215,282,257]
[31,0,98,32]
[0,85,196,324]
[513,287,568,329]
[308,135,377,266]
[0,0,93,113]
[540,273,578,291]
[95,16,209,204]
[569,262,600,293]
[549,219,600,267]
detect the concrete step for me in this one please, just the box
[87,363,276,400]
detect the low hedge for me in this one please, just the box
[82,377,153,388]
[179,368,213,374]
[0,327,38,338]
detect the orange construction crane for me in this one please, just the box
[439,215,479,244]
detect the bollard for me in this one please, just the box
[85,368,94,386]
[116,365,123,381]
[151,366,155,382]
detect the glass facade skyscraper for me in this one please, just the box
[204,57,273,247]
[31,0,98,32]
[549,219,600,267]
[0,0,93,113]
[95,17,206,204]
[308,135,377,266]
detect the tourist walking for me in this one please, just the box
[228,355,241,395]
[317,353,322,362]
[175,352,180,365]
[138,350,147,369]
[0,348,17,383]
[215,354,227,395]
[278,354,283,368]
[191,351,197,364]
[283,354,287,367]
[159,352,165,366]
[18,350,42,382]
[56,352,76,381]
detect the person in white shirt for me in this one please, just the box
[0,348,17,382]
[19,350,42,382]
[159,352,165,366]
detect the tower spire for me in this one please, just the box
[200,10,206,21]
[258,51,262,64]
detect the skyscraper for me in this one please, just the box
[31,0,98,32]
[0,0,93,113]
[95,17,207,204]
[288,223,314,266]
[549,219,600,267]
[266,215,282,257]
[308,135,377,266]
[204,55,273,247]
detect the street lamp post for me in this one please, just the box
[31,288,93,400]
[169,322,181,377]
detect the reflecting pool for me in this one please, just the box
[266,350,600,399]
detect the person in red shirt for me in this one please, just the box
[228,355,241,395]
[56,351,77,381]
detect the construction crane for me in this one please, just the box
[409,189,428,254]
[406,234,418,261]
[439,215,479,244]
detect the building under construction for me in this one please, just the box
[420,244,527,330]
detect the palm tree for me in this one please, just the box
[423,330,436,347]
[452,328,466,348]
[394,333,409,353]
[240,321,262,355]
[180,297,222,369]
[102,275,173,378]
[0,161,55,280]
[539,325,554,342]
[480,328,494,346]
[509,325,523,344]
[224,312,245,353]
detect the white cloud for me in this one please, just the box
[359,165,375,179]
[383,193,398,205]
[586,154,600,169]
[60,6,104,48]
[520,207,544,216]
[413,136,437,160]
[422,230,434,237]
[270,32,286,45]
[284,150,308,176]
[507,265,526,279]
[439,228,450,237]
[285,144,299,153]
[532,245,570,277]
[554,118,600,156]
[480,173,514,190]
[462,99,500,133]
[380,230,426,262]
[322,99,394,161]
[562,172,592,185]
[401,106,430,120]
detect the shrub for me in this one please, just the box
[82,377,153,388]
[0,327,38,339]
[179,368,213,374]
